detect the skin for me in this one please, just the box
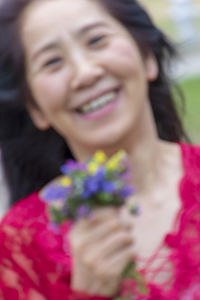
[20,0,184,296]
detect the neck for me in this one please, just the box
[118,110,161,193]
[69,104,166,193]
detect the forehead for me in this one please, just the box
[21,0,110,35]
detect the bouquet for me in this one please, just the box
[42,150,148,299]
[42,150,138,223]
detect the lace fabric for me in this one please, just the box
[129,143,200,299]
[0,143,200,299]
[0,193,109,300]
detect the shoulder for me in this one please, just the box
[0,191,72,281]
[178,143,200,208]
[179,143,200,174]
[0,190,70,261]
[1,191,47,228]
[179,142,200,158]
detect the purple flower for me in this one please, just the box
[61,160,86,174]
[42,186,69,203]
[95,167,106,179]
[77,205,90,218]
[44,151,135,226]
[101,181,116,193]
[84,177,99,194]
[60,164,70,174]
[120,171,132,181]
[82,189,92,199]
[119,185,135,198]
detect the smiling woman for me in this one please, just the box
[0,0,200,299]
[21,0,159,156]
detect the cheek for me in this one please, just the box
[102,39,143,78]
[30,73,69,112]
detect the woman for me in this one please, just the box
[0,0,200,299]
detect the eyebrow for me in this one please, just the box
[31,41,60,61]
[76,21,108,36]
[31,22,107,61]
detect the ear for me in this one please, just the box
[144,53,158,82]
[27,104,50,131]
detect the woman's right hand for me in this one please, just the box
[69,207,134,297]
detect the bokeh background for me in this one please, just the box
[139,0,200,143]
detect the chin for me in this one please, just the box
[84,125,132,150]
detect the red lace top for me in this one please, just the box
[0,143,200,300]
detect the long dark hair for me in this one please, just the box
[0,0,187,205]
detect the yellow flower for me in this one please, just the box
[106,150,126,171]
[93,150,107,164]
[115,150,126,161]
[88,161,99,174]
[60,176,72,187]
[106,158,118,171]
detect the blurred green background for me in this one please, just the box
[139,0,200,143]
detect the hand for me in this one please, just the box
[69,207,134,297]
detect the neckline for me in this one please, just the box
[136,142,188,268]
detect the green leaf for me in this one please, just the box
[50,207,65,224]
[122,261,136,278]
[98,192,112,203]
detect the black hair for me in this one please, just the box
[0,0,188,205]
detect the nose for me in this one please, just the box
[70,52,104,90]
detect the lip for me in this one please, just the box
[71,86,120,111]
[76,88,121,120]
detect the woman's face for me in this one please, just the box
[21,0,158,155]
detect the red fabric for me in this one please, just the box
[0,143,200,299]
[128,143,200,299]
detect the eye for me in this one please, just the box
[44,57,62,67]
[88,35,107,47]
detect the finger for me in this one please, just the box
[90,207,133,230]
[70,214,122,245]
[87,278,119,297]
[108,245,135,274]
[95,245,134,279]
[71,209,119,238]
[70,216,133,259]
[70,218,121,254]
[72,208,132,236]
[78,207,118,227]
[97,230,133,257]
[79,218,122,243]
[84,213,133,242]
[82,230,133,266]
[99,279,120,296]
[119,206,134,229]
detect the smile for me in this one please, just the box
[77,91,118,115]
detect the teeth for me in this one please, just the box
[80,92,116,114]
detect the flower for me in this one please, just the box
[41,150,142,300]
[84,176,99,195]
[101,180,116,193]
[42,150,136,221]
[119,185,135,198]
[93,150,107,164]
[129,202,141,216]
[61,160,86,174]
[60,176,72,187]
[77,205,91,218]
[42,186,70,203]
[106,150,126,171]
[88,161,99,174]
[106,157,119,171]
